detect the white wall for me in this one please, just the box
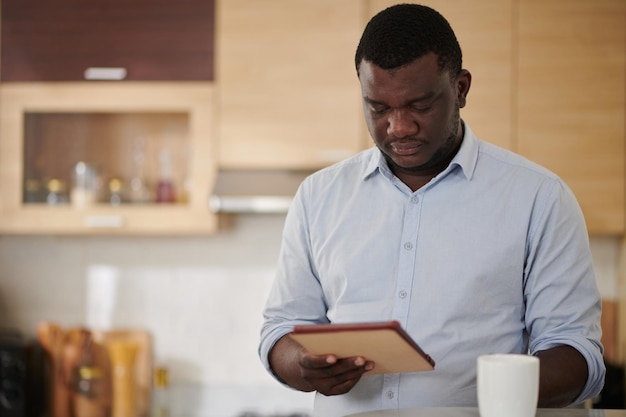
[0,215,618,416]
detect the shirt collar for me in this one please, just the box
[363,120,480,182]
[450,121,479,181]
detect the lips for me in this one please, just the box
[390,141,422,156]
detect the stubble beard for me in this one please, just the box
[387,106,462,174]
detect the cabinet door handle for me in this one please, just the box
[83,215,124,228]
[84,67,127,80]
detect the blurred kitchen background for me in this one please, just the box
[0,0,624,416]
[0,217,316,417]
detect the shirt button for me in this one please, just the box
[403,242,413,250]
[399,290,407,299]
[386,390,395,399]
[410,195,419,204]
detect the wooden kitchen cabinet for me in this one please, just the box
[0,83,219,235]
[215,0,367,170]
[0,0,214,81]
[366,0,515,150]
[516,0,626,235]
[369,0,625,235]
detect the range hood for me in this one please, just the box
[209,169,312,214]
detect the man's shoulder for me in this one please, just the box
[306,147,378,184]
[476,138,560,182]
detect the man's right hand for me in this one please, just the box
[268,334,375,396]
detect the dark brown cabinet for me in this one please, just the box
[1,0,215,81]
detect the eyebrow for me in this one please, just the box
[364,91,438,107]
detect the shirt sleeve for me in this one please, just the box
[523,178,605,403]
[258,179,329,376]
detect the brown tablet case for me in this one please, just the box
[290,320,435,375]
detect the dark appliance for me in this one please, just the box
[0,328,45,417]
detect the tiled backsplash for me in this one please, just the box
[0,214,618,416]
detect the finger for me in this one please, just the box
[306,356,374,381]
[301,358,371,395]
[300,353,337,370]
[318,379,359,396]
[310,375,361,395]
[302,361,367,380]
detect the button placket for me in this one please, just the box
[392,191,421,325]
[384,192,421,410]
[381,373,400,409]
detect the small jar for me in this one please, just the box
[108,178,124,206]
[46,178,69,205]
[24,178,45,203]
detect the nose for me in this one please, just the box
[387,109,418,138]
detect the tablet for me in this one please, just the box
[290,320,435,375]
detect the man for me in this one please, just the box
[259,4,605,416]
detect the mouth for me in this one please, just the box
[390,141,423,156]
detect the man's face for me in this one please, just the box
[358,53,470,178]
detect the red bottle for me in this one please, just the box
[155,149,176,203]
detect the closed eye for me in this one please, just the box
[369,104,389,115]
[412,105,432,114]
[411,93,440,114]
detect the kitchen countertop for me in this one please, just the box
[344,408,625,417]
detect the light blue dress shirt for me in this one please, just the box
[259,123,605,417]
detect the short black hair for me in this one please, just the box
[355,3,462,78]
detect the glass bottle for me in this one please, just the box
[151,367,170,417]
[71,162,99,208]
[128,139,152,204]
[70,330,111,417]
[155,149,176,203]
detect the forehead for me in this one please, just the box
[358,53,449,103]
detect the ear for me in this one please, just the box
[456,69,472,108]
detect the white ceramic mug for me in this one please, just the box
[477,354,540,417]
